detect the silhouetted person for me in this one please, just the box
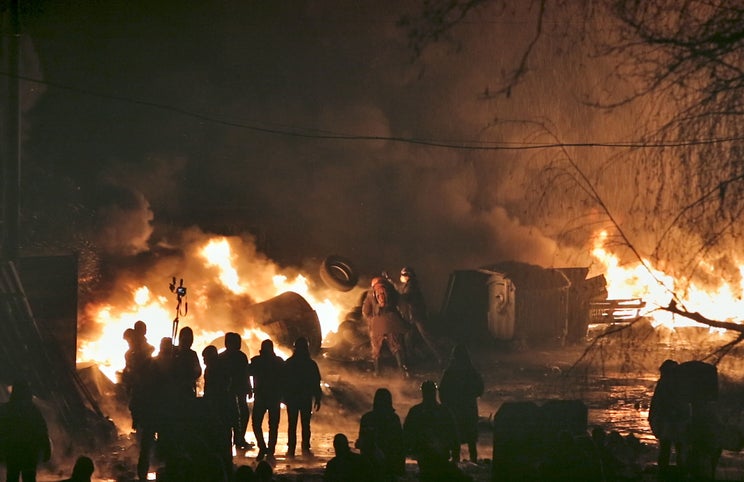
[591,426,623,481]
[201,345,225,401]
[201,344,233,476]
[249,339,285,463]
[396,266,443,366]
[132,320,156,363]
[356,388,405,481]
[173,326,202,399]
[0,380,51,482]
[438,343,484,462]
[141,336,181,478]
[59,455,94,482]
[403,380,468,482]
[120,328,137,392]
[254,460,275,482]
[234,464,256,482]
[649,359,688,479]
[219,332,253,450]
[325,433,373,482]
[123,331,158,480]
[123,321,155,430]
[283,336,322,458]
[362,276,410,378]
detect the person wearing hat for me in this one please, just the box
[397,266,443,366]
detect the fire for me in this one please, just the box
[591,230,744,330]
[78,233,353,382]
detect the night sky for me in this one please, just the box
[8,1,649,307]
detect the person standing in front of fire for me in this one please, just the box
[172,326,202,400]
[395,266,444,367]
[249,339,285,464]
[356,387,406,481]
[220,332,254,451]
[283,336,322,459]
[362,276,411,378]
[200,344,234,478]
[438,343,484,463]
[403,380,465,482]
[648,359,689,479]
[0,380,51,482]
[121,321,159,481]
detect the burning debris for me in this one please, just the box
[4,226,744,481]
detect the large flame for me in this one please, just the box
[78,233,355,382]
[591,230,744,330]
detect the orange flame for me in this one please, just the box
[78,233,358,382]
[591,230,744,330]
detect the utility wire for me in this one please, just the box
[3,71,744,151]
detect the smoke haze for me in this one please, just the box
[11,0,724,311]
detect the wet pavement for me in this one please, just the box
[16,336,744,481]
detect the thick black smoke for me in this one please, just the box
[14,1,647,308]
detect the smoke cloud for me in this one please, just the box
[14,1,677,309]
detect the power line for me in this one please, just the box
[3,71,744,151]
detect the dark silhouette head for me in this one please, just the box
[9,379,32,404]
[372,387,394,413]
[225,332,242,351]
[178,326,194,349]
[70,455,95,479]
[400,266,416,278]
[659,359,678,376]
[260,339,274,355]
[202,345,218,365]
[293,336,310,357]
[420,380,437,404]
[123,328,135,346]
[255,460,273,481]
[234,464,255,482]
[333,433,350,455]
[133,320,147,336]
[450,343,472,365]
[158,337,174,357]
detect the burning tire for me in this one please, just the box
[320,255,358,292]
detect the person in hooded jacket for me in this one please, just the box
[172,326,202,400]
[356,388,405,481]
[438,343,484,463]
[58,455,94,482]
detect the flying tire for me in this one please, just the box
[320,255,358,292]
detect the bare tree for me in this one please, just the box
[400,1,744,336]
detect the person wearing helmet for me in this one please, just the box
[362,274,410,378]
[397,266,443,366]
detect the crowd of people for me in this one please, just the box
[119,319,324,481]
[115,313,484,482]
[0,265,487,482]
[327,373,480,482]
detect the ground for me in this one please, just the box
[16,323,744,480]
